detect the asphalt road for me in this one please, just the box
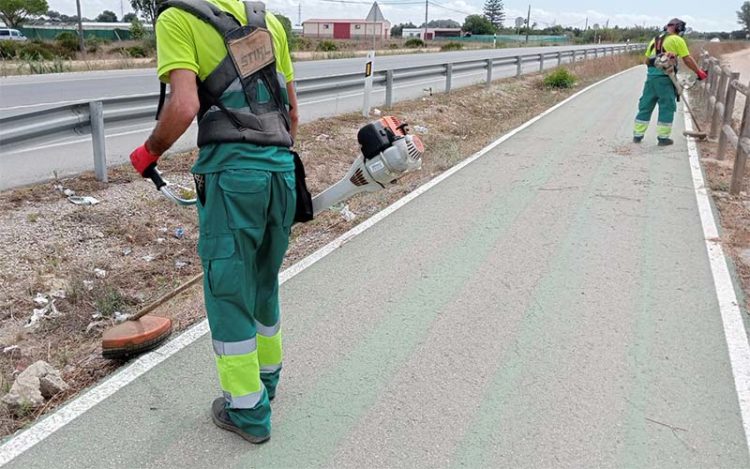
[2,66,748,468]
[0,45,626,191]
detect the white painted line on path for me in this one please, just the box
[684,96,750,457]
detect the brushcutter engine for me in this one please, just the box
[143,116,424,217]
[312,116,424,214]
[654,54,677,74]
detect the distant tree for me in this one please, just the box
[483,0,504,29]
[130,0,162,28]
[96,10,118,22]
[463,14,495,35]
[391,21,416,37]
[122,12,137,22]
[130,17,146,39]
[0,0,49,27]
[58,13,78,23]
[739,1,750,32]
[423,19,460,28]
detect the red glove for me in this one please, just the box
[696,69,708,81]
[130,143,159,176]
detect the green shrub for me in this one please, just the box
[543,67,576,89]
[387,42,399,49]
[290,36,313,51]
[130,18,146,40]
[18,41,55,60]
[126,45,147,57]
[0,40,18,59]
[56,31,79,56]
[85,36,109,54]
[404,38,425,48]
[94,285,128,317]
[315,40,337,51]
[440,42,463,51]
[142,36,157,54]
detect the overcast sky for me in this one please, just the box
[49,0,739,32]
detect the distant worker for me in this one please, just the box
[633,18,707,146]
[128,0,298,444]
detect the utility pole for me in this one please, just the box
[584,17,588,31]
[76,0,85,55]
[525,4,530,44]
[298,3,301,26]
[423,0,428,39]
[120,0,124,20]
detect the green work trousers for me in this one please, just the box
[197,168,296,438]
[634,74,677,140]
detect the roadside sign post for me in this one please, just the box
[362,51,375,117]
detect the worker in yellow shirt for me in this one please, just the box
[633,18,707,146]
[129,0,298,443]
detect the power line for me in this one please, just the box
[427,0,475,16]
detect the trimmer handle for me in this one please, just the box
[143,164,167,191]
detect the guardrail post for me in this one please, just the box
[718,72,740,159]
[385,70,393,109]
[584,49,589,61]
[516,55,522,77]
[485,59,492,88]
[711,69,730,140]
[539,53,544,72]
[700,53,710,101]
[594,48,598,58]
[571,50,577,63]
[557,51,562,67]
[730,95,750,194]
[445,63,452,92]
[89,101,107,183]
[707,59,720,116]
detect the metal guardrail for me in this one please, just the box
[0,44,642,182]
[698,51,749,194]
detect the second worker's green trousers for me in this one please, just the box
[634,74,677,141]
[196,168,296,439]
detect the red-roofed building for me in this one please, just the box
[302,2,390,39]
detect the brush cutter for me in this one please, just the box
[101,116,424,359]
[654,54,708,140]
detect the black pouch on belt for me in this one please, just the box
[292,151,314,223]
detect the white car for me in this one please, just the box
[0,28,28,41]
[709,37,721,43]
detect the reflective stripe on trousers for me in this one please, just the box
[213,338,264,409]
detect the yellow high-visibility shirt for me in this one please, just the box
[645,33,690,77]
[156,0,294,83]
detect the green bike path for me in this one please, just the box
[3,66,749,468]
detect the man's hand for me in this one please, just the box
[130,143,160,176]
[696,69,708,81]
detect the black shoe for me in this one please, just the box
[657,138,674,146]
[633,136,643,143]
[211,398,270,444]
